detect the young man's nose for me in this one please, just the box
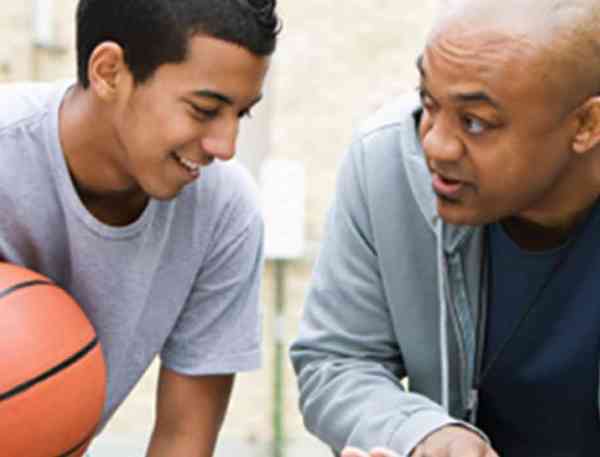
[201,120,239,161]
[202,137,237,161]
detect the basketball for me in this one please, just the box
[0,262,106,457]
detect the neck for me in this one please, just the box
[59,85,148,226]
[502,202,597,251]
[502,152,600,250]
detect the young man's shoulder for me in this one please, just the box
[196,159,260,212]
[0,81,63,133]
[178,159,262,239]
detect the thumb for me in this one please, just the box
[341,447,370,457]
[370,447,402,457]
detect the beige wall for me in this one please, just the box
[263,0,438,451]
[0,1,436,454]
[0,0,77,82]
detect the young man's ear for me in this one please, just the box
[572,96,600,154]
[87,42,128,101]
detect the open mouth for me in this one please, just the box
[432,172,465,199]
[172,152,200,174]
[440,175,461,185]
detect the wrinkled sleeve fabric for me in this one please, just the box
[290,139,458,456]
[160,208,264,376]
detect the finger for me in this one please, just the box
[446,436,491,457]
[341,446,371,457]
[447,445,487,457]
[370,447,402,457]
[486,448,500,457]
[408,444,427,457]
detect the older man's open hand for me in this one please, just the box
[341,426,499,457]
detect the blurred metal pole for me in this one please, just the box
[273,259,286,457]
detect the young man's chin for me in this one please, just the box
[143,182,187,201]
[144,171,202,201]
[149,188,185,201]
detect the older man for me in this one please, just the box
[290,0,600,456]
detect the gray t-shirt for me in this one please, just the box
[0,81,263,428]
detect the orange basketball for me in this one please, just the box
[0,262,106,457]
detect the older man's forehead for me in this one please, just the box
[422,25,542,89]
[418,30,558,114]
[419,0,600,117]
[439,0,582,23]
[431,25,533,58]
[428,3,585,79]
[435,0,591,49]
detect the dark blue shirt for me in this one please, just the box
[476,209,600,456]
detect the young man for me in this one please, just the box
[291,0,600,456]
[0,0,279,455]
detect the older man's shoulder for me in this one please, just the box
[356,91,421,140]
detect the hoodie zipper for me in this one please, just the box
[465,228,489,424]
[439,224,476,415]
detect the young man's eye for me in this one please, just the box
[238,108,254,119]
[190,104,219,120]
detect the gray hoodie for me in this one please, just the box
[290,93,489,455]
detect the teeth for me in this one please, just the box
[174,153,200,172]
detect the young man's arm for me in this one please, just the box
[146,366,234,457]
[149,165,264,456]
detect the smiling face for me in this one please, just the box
[103,34,269,200]
[417,22,584,226]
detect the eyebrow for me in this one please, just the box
[416,54,425,78]
[450,90,501,109]
[191,89,263,108]
[416,54,501,110]
[192,89,233,105]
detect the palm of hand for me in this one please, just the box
[341,425,499,457]
[410,425,499,457]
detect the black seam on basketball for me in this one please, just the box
[0,279,55,301]
[56,425,97,457]
[0,338,98,402]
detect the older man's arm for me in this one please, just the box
[289,138,461,456]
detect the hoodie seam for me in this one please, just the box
[437,220,450,410]
[357,120,405,142]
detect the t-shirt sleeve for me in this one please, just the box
[160,208,264,376]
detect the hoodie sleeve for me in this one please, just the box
[289,138,462,456]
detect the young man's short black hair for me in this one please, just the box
[76,0,281,88]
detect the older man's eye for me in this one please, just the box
[463,115,487,135]
[417,86,436,112]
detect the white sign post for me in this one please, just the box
[260,159,305,457]
[261,159,305,260]
[33,0,55,48]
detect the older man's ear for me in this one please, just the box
[572,95,600,154]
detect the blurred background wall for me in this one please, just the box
[1,1,437,455]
